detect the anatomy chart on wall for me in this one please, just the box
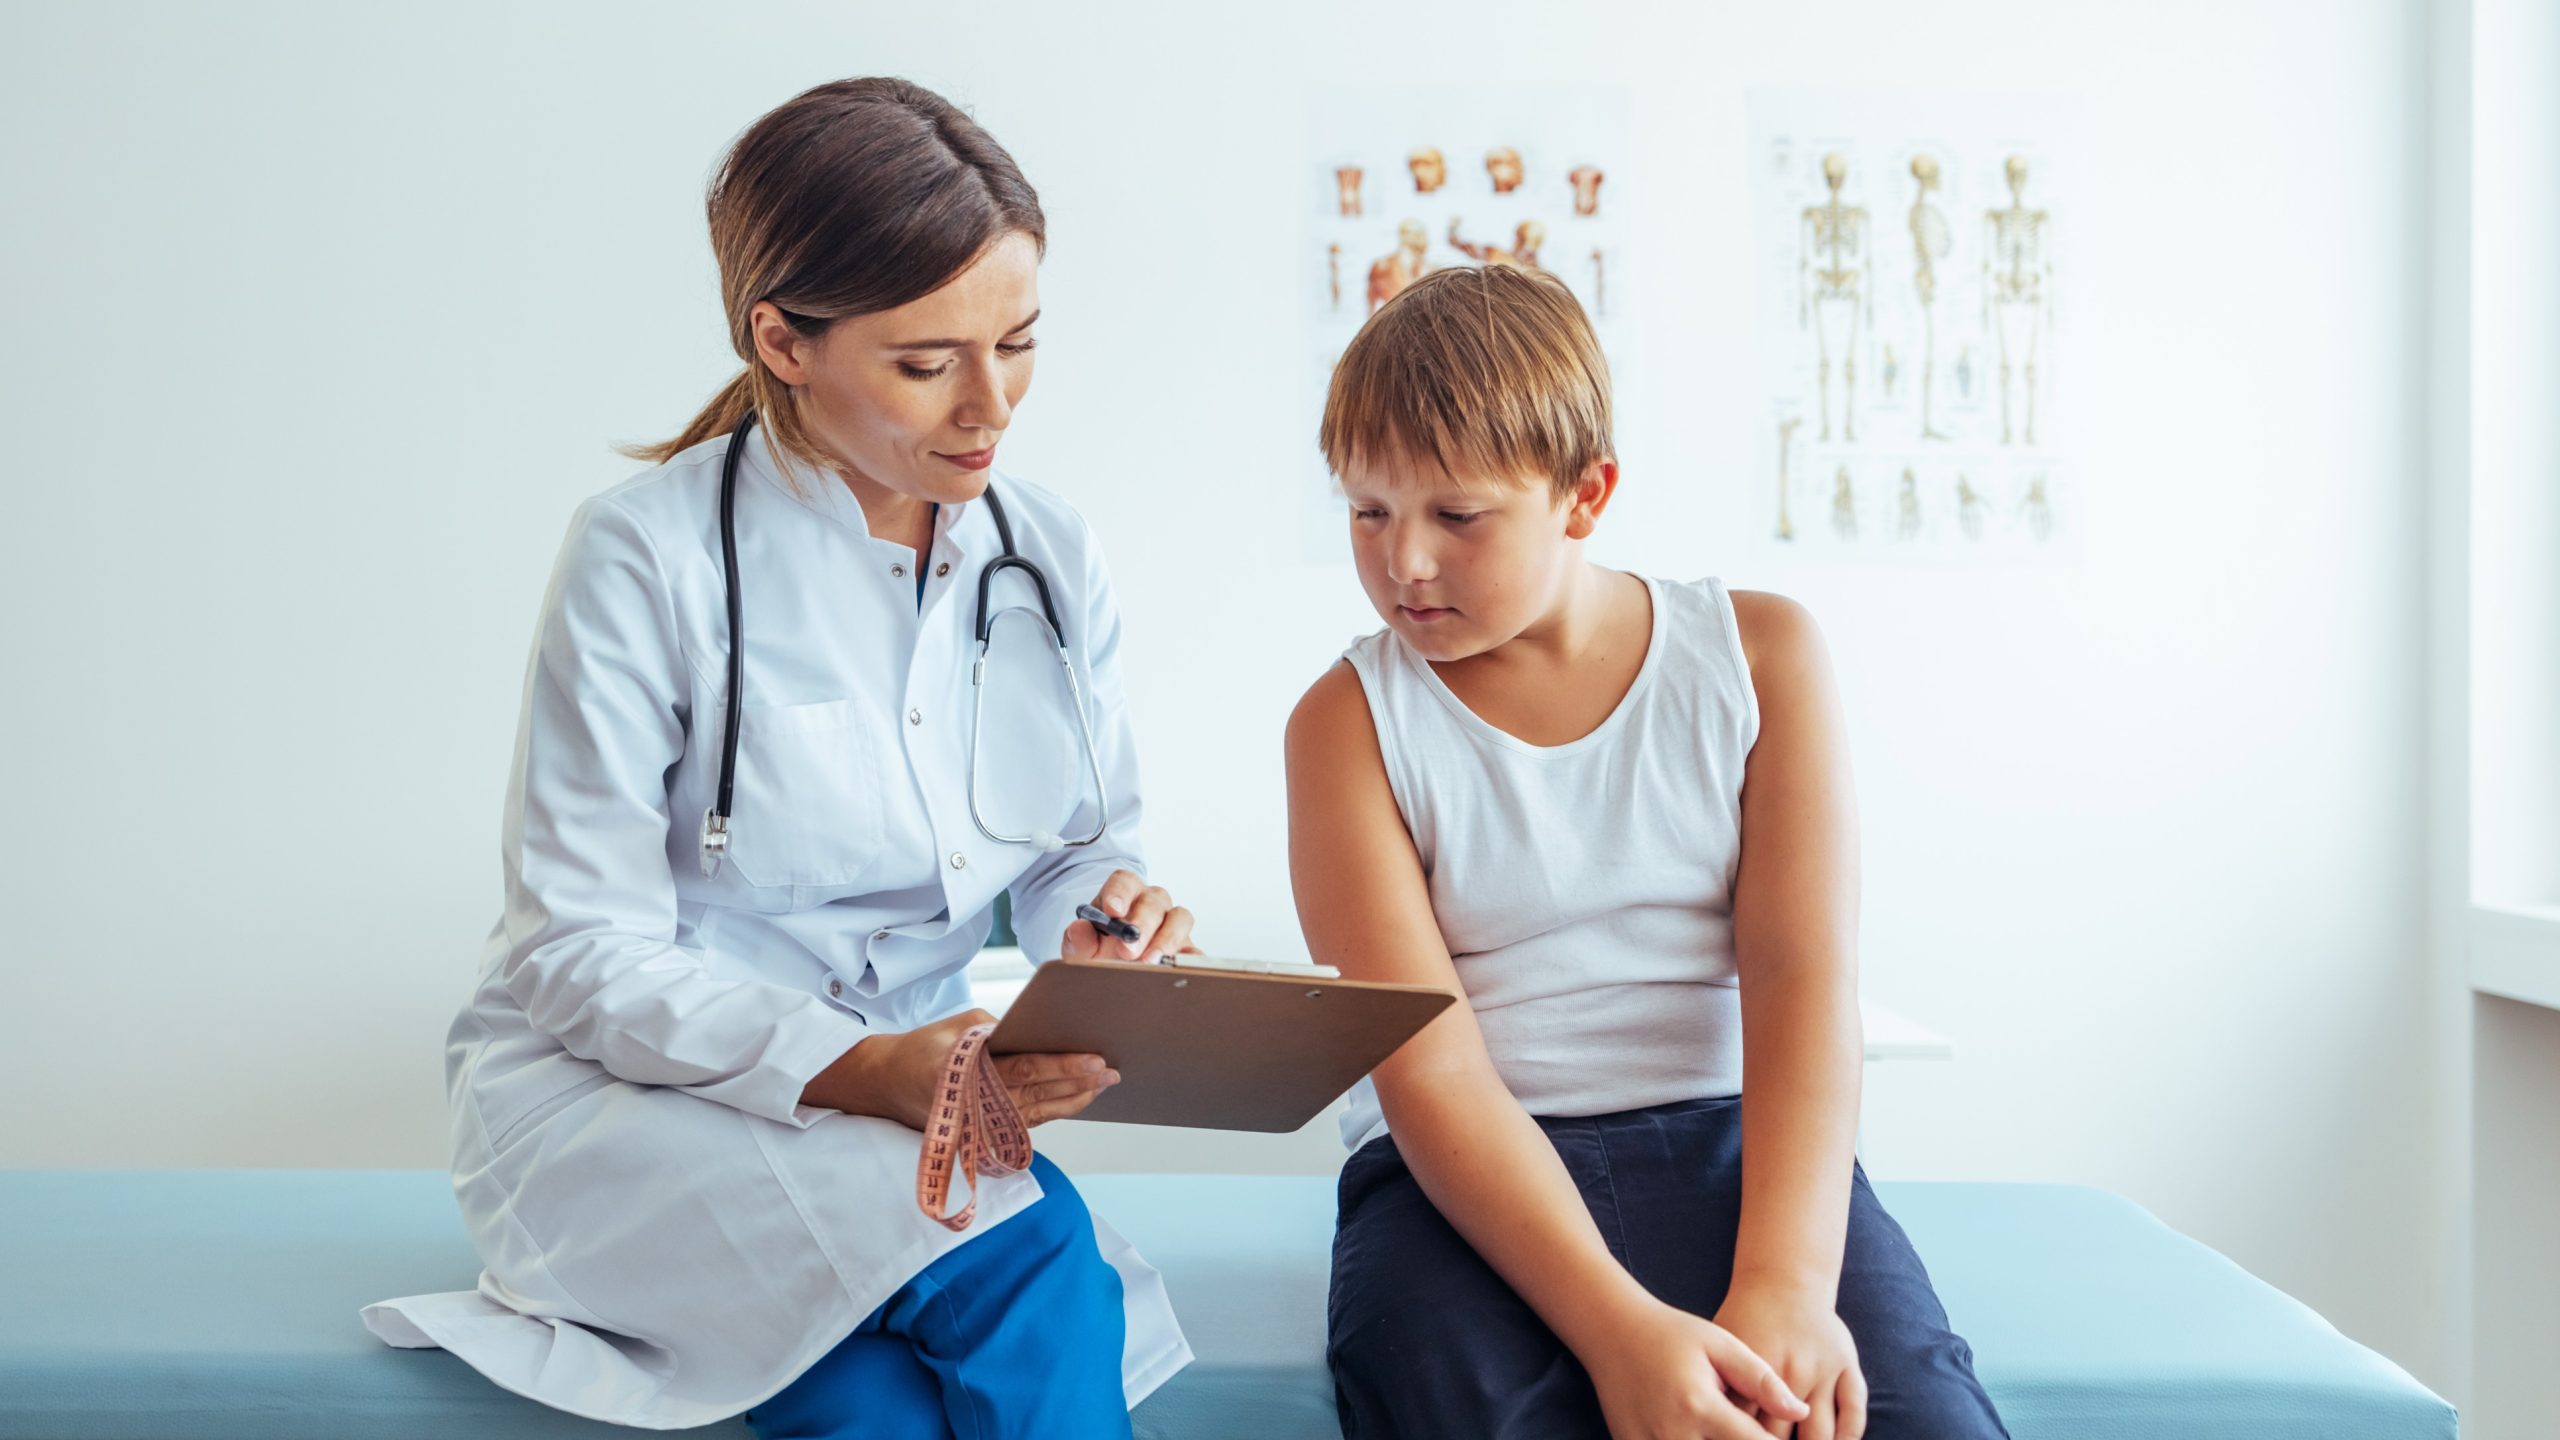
[1750,91,2077,562]
[1303,87,1635,559]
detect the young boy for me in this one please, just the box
[1286,265,2009,1440]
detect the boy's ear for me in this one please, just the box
[1563,459,1619,540]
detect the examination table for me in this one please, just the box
[0,1171,2455,1439]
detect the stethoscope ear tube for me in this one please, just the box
[969,472,1067,647]
[974,554,1067,648]
[701,409,756,878]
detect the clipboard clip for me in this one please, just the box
[1159,955,1343,980]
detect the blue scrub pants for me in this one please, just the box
[1328,1095,2011,1439]
[746,1154,1130,1440]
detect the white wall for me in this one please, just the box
[2422,0,2478,1415]
[0,0,2452,1395]
[2454,2,2560,1434]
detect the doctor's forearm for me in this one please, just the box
[799,1034,919,1126]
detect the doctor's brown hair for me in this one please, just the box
[628,78,1046,476]
[1319,264,1612,503]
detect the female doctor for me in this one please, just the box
[362,78,1198,1438]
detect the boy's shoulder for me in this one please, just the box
[1287,656,1375,753]
[1718,585,1823,679]
[1290,619,1408,732]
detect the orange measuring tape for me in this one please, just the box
[914,1023,1032,1232]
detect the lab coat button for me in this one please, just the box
[826,979,843,998]
[949,852,968,870]
[891,563,907,579]
[872,929,890,942]
[908,708,922,726]
[935,562,951,577]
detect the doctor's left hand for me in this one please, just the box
[1061,869,1199,964]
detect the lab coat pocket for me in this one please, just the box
[724,698,887,890]
[482,1065,618,1154]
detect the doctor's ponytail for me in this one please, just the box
[626,77,1046,474]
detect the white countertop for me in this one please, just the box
[965,948,1954,1062]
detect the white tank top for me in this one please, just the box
[1336,575,1761,1152]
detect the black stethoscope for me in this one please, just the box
[698,410,1112,879]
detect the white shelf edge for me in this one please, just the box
[966,947,1955,1062]
[2470,904,2560,1011]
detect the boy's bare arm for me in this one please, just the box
[1285,662,1664,1354]
[1290,663,1798,1432]
[1726,591,1866,1302]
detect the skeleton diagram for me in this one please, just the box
[1568,164,1605,217]
[1982,155,2052,446]
[1327,243,1342,312]
[1907,153,1952,440]
[2020,472,2054,542]
[1335,166,1365,218]
[1831,465,1858,541]
[1955,473,1986,541]
[1448,217,1544,271]
[1590,249,1607,319]
[1798,153,1873,443]
[1896,467,1921,540]
[1408,148,1446,194]
[1485,147,1524,194]
[1775,417,1802,541]
[1367,220,1432,311]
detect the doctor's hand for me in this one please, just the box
[810,1011,1118,1130]
[1060,869,1199,964]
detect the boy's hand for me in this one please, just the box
[1060,868,1200,963]
[1582,1298,1809,1440]
[1711,1282,1865,1439]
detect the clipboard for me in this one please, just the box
[986,958,1455,1132]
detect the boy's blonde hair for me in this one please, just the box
[1319,264,1613,502]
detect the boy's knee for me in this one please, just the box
[1859,1335,2008,1440]
[1331,1310,1606,1440]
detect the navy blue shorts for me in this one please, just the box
[1328,1095,2009,1439]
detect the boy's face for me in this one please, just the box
[1340,449,1602,663]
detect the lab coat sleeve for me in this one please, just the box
[498,497,873,1127]
[1008,516,1151,964]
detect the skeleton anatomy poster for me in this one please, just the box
[1304,87,1634,559]
[1750,90,2077,561]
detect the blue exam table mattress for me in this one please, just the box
[0,1170,2452,1439]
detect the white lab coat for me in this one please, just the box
[360,429,1191,1429]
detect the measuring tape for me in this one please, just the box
[914,1023,1032,1232]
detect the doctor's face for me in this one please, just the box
[752,230,1041,512]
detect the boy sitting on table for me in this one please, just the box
[1286,265,2009,1440]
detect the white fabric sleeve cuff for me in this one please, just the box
[677,1000,878,1128]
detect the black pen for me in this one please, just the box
[1075,903,1143,945]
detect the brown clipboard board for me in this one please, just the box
[986,958,1455,1132]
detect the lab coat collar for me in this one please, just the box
[737,428,998,563]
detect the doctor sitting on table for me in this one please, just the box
[363,77,1198,1440]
